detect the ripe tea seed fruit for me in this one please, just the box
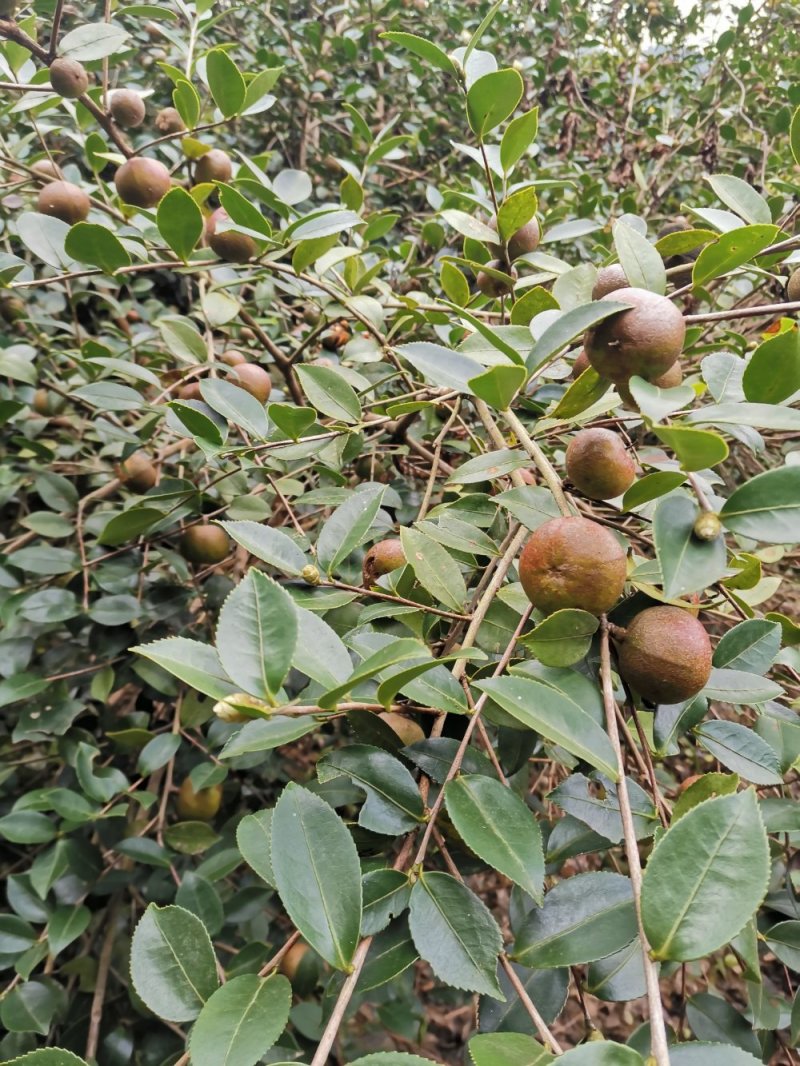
[616,604,712,704]
[565,428,635,500]
[363,537,405,586]
[584,287,686,383]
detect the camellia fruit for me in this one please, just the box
[49,57,89,98]
[231,363,272,402]
[37,180,90,224]
[584,287,686,383]
[362,537,405,586]
[565,428,636,500]
[179,524,231,565]
[114,157,171,208]
[616,605,712,704]
[176,778,222,821]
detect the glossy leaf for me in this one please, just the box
[318,745,424,833]
[653,494,727,598]
[720,465,800,543]
[188,973,291,1066]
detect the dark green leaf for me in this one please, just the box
[157,187,204,260]
[188,973,291,1066]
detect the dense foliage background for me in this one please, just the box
[0,1,799,1065]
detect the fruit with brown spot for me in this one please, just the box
[110,89,146,129]
[179,524,231,565]
[206,208,256,262]
[584,287,685,383]
[49,57,89,98]
[118,451,157,492]
[37,180,90,224]
[362,537,405,586]
[231,363,272,402]
[518,515,627,616]
[379,712,425,746]
[114,157,171,208]
[195,149,232,184]
[176,778,222,821]
[592,264,628,299]
[616,605,712,704]
[565,428,635,500]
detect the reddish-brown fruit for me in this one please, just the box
[118,451,157,493]
[49,57,89,98]
[787,268,800,303]
[177,381,202,400]
[476,260,514,298]
[617,360,683,409]
[592,264,628,299]
[518,516,628,616]
[0,295,25,322]
[363,537,405,586]
[32,159,63,180]
[176,778,222,821]
[155,107,186,134]
[37,180,90,224]
[617,605,712,704]
[584,287,686,383]
[572,349,591,378]
[220,348,246,366]
[195,148,232,184]
[231,362,272,403]
[206,208,256,263]
[565,428,636,501]
[114,157,171,208]
[179,524,231,565]
[488,217,541,261]
[379,711,425,746]
[110,89,146,129]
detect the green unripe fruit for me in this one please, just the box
[37,179,90,224]
[114,156,171,208]
[195,148,232,184]
[110,89,146,129]
[565,428,635,500]
[584,287,686,384]
[0,294,26,322]
[591,263,628,299]
[617,605,712,704]
[176,778,222,821]
[518,516,627,616]
[32,388,66,416]
[49,57,89,98]
[179,524,231,565]
[362,537,405,586]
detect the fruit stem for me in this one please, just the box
[501,406,573,517]
[599,617,671,1066]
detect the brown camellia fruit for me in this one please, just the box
[220,348,246,366]
[179,524,231,565]
[32,388,65,416]
[572,349,591,378]
[176,778,222,821]
[616,605,712,704]
[118,451,157,492]
[617,359,683,409]
[787,267,800,303]
[362,537,405,586]
[231,362,272,402]
[280,941,310,983]
[32,158,63,180]
[49,57,89,98]
[195,148,233,184]
[109,89,146,129]
[565,428,636,500]
[592,263,628,299]
[37,180,90,224]
[177,381,202,400]
[206,208,256,263]
[476,260,514,298]
[488,217,541,261]
[519,515,628,616]
[155,106,186,134]
[584,287,686,383]
[379,711,425,746]
[114,157,171,208]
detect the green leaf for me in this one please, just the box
[362,870,412,936]
[653,494,727,598]
[706,174,772,225]
[287,208,362,240]
[695,722,783,785]
[550,366,610,419]
[668,1046,764,1066]
[0,981,65,1037]
[380,31,456,74]
[64,223,130,274]
[720,466,800,543]
[271,783,362,971]
[510,285,558,326]
[475,675,618,780]
[200,378,270,438]
[295,364,362,423]
[526,300,632,372]
[702,667,783,704]
[500,108,539,173]
[440,209,499,244]
[626,376,695,421]
[206,47,246,117]
[316,485,385,575]
[686,401,800,431]
[0,812,57,844]
[395,340,484,393]
[360,920,419,991]
[220,717,318,758]
[469,1032,553,1066]
[468,364,527,409]
[409,871,503,997]
[188,973,291,1066]
[46,905,90,956]
[164,821,220,855]
[318,745,425,834]
[129,904,219,1022]
[318,639,424,711]
[293,607,351,688]
[350,1056,438,1066]
[713,619,781,673]
[550,773,656,844]
[742,325,800,404]
[513,872,637,968]
[467,68,524,137]
[692,224,779,287]
[59,21,128,60]
[440,260,470,306]
[446,449,528,485]
[641,789,769,961]
[497,186,538,241]
[445,775,544,902]
[269,401,317,441]
[521,609,599,667]
[219,520,307,576]
[651,424,729,472]
[557,1046,642,1065]
[3,1051,91,1066]
[216,570,298,701]
[132,638,237,701]
[157,187,203,261]
[400,526,467,611]
[613,220,666,294]
[622,471,686,511]
[236,808,274,886]
[173,78,200,128]
[765,921,800,972]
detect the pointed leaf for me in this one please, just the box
[188,973,291,1066]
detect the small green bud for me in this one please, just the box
[301,564,321,585]
[693,511,722,541]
